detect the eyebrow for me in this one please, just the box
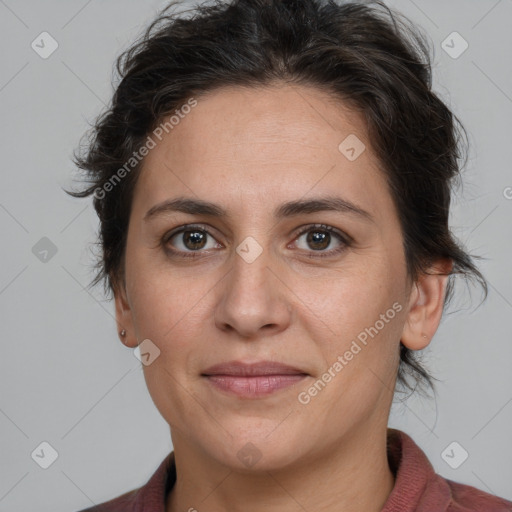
[143,196,374,222]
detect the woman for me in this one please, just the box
[68,0,512,510]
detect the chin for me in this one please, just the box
[223,445,299,474]
[203,424,305,473]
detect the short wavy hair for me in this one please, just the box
[67,0,487,396]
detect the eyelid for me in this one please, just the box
[164,223,219,241]
[292,223,352,244]
[162,223,222,252]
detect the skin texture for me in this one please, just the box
[114,83,451,512]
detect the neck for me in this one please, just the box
[166,423,395,512]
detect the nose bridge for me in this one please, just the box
[214,237,291,337]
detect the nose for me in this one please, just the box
[214,248,292,339]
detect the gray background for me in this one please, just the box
[0,0,511,510]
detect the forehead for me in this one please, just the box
[132,83,392,220]
[160,83,370,160]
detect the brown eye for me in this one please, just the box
[293,224,350,258]
[306,230,331,251]
[163,224,221,258]
[180,229,207,250]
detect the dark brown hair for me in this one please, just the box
[66,0,487,395]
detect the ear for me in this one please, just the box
[114,280,138,348]
[401,259,453,350]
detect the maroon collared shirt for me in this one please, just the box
[76,429,512,511]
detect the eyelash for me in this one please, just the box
[161,223,351,260]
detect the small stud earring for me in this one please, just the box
[120,329,126,337]
[422,333,428,339]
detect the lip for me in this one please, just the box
[202,360,309,398]
[202,360,308,376]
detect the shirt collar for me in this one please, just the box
[381,428,451,511]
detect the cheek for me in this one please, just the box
[294,257,406,378]
[299,261,402,329]
[296,270,404,413]
[125,241,208,337]
[127,264,212,426]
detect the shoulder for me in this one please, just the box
[442,477,512,512]
[74,488,140,512]
[73,451,175,512]
[384,429,512,512]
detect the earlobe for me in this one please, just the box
[401,259,452,351]
[114,281,138,348]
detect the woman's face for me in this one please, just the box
[117,83,416,470]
